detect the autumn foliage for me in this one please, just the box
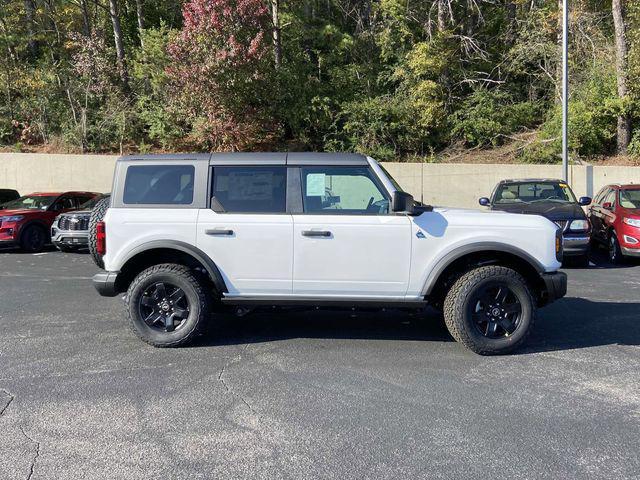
[166,0,277,150]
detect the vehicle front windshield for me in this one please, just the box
[2,195,58,210]
[378,164,404,192]
[619,189,640,209]
[493,182,577,204]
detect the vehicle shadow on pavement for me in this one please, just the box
[523,297,640,353]
[0,245,58,254]
[584,248,640,269]
[194,307,454,347]
[194,298,640,353]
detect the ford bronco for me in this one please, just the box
[92,153,566,354]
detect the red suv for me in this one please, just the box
[588,184,640,263]
[0,191,99,252]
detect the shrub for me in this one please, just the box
[332,87,445,161]
[450,89,542,147]
[628,130,640,157]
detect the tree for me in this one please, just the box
[612,0,631,153]
[108,0,129,88]
[166,0,275,150]
[271,0,282,68]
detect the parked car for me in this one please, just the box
[0,189,20,206]
[0,191,100,252]
[91,153,566,355]
[479,179,592,266]
[52,194,110,252]
[588,184,640,263]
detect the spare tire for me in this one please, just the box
[88,196,111,269]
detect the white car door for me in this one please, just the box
[196,165,293,296]
[292,165,412,298]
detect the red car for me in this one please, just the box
[0,191,99,252]
[588,184,640,263]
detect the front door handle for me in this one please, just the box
[301,230,332,237]
[205,228,234,236]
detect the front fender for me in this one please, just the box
[420,241,547,296]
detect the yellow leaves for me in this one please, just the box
[405,42,449,79]
[409,80,445,129]
[378,0,409,20]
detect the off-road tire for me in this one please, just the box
[88,196,110,269]
[20,224,47,253]
[443,265,535,355]
[124,264,212,347]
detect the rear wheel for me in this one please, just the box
[443,265,535,355]
[125,263,212,347]
[609,232,624,264]
[88,196,110,268]
[20,225,47,253]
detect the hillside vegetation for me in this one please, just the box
[1,0,639,164]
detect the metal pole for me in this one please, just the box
[562,0,569,182]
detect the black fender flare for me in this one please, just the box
[421,242,546,295]
[119,240,228,293]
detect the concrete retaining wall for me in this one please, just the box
[1,153,638,208]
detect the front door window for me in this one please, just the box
[301,167,389,215]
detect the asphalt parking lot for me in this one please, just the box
[0,249,639,480]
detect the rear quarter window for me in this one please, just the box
[123,165,195,205]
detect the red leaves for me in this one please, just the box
[166,0,275,150]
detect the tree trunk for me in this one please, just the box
[80,0,91,36]
[437,0,447,32]
[612,0,631,153]
[108,0,129,89]
[271,0,282,69]
[135,0,145,48]
[24,0,38,59]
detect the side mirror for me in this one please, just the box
[392,191,414,213]
[602,201,613,210]
[578,196,592,206]
[479,197,490,206]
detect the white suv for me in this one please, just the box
[92,153,566,354]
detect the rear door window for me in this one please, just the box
[124,165,195,205]
[51,196,75,211]
[211,166,287,213]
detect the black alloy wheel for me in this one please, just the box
[609,233,623,264]
[139,281,190,333]
[21,225,46,253]
[468,283,522,338]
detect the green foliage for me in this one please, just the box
[529,62,619,161]
[450,89,542,147]
[0,0,636,162]
[628,130,640,157]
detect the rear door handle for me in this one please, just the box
[302,230,332,237]
[205,228,234,236]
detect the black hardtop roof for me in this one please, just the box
[118,152,368,166]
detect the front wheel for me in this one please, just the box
[609,232,624,265]
[20,225,47,253]
[125,264,212,347]
[443,265,535,355]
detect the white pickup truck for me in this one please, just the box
[91,153,566,354]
